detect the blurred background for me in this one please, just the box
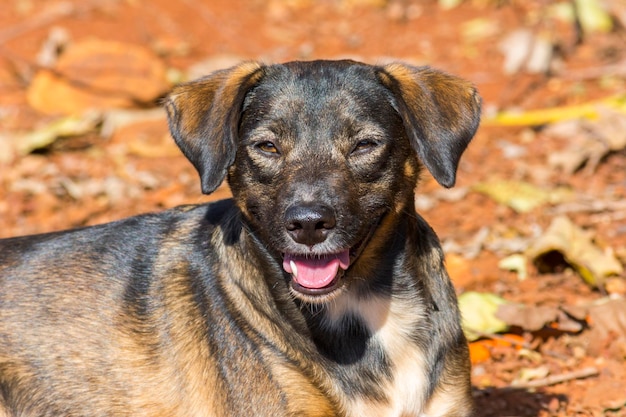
[1,1,625,415]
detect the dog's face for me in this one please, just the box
[165,60,480,303]
[231,62,418,302]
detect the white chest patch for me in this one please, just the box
[326,293,431,417]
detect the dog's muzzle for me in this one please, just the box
[281,210,383,299]
[281,202,346,294]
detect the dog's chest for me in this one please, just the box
[326,294,430,417]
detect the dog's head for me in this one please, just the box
[165,60,481,303]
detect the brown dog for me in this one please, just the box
[0,60,481,416]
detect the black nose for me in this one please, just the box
[284,204,336,246]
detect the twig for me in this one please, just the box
[511,366,599,389]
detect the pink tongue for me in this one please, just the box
[283,251,350,289]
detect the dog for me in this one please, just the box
[0,60,481,417]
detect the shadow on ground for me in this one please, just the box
[474,386,568,417]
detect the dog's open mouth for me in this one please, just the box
[282,218,381,297]
[282,251,350,295]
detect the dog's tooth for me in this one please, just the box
[290,260,298,278]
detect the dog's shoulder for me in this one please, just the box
[0,198,243,338]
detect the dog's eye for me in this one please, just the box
[256,141,279,155]
[351,139,378,155]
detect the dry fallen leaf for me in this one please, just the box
[469,334,525,364]
[472,180,572,213]
[2,111,101,161]
[545,108,626,174]
[585,297,626,358]
[496,303,586,333]
[526,216,623,287]
[498,254,528,281]
[458,291,510,341]
[496,296,626,356]
[27,39,170,115]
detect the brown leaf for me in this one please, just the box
[497,304,559,332]
[586,297,626,357]
[496,304,585,332]
[498,297,626,360]
[546,108,626,174]
[526,216,623,287]
[27,39,170,115]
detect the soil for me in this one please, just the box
[1,1,626,416]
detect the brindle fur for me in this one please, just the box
[0,60,481,417]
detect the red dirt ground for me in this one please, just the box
[1,1,625,416]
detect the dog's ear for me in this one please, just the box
[378,63,481,188]
[164,62,264,194]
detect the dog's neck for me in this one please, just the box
[295,211,414,351]
[232,206,437,406]
[301,252,406,359]
[295,214,434,405]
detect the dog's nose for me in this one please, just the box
[284,204,336,246]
